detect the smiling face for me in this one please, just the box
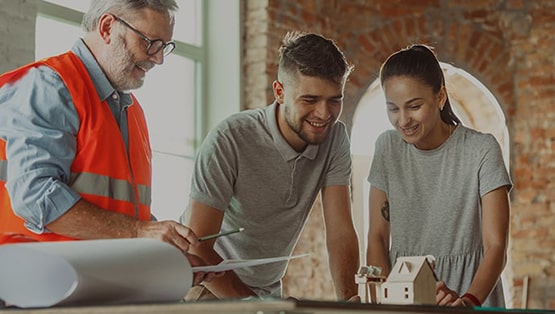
[383,75,448,150]
[99,9,174,91]
[273,72,344,152]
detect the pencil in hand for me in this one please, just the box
[198,227,245,242]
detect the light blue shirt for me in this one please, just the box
[0,39,132,233]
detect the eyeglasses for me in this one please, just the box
[112,15,176,57]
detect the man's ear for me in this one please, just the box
[98,14,117,44]
[273,80,285,104]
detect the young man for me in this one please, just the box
[182,31,360,300]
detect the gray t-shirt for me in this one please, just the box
[187,102,351,295]
[368,126,512,307]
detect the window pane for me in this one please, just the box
[36,15,82,59]
[150,153,194,222]
[43,0,91,12]
[173,0,202,46]
[135,55,196,158]
[135,55,196,222]
[42,0,201,46]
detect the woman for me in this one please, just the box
[366,44,511,307]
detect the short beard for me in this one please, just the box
[284,104,323,146]
[103,35,144,91]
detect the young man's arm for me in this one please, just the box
[183,199,257,298]
[321,185,360,300]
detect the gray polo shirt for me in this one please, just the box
[187,102,352,294]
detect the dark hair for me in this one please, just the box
[379,44,460,125]
[277,31,354,85]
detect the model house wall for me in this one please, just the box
[380,256,437,305]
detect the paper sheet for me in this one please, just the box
[0,238,310,308]
[192,253,311,273]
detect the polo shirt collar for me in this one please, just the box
[266,102,319,161]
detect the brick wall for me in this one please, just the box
[244,0,555,309]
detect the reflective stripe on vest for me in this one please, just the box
[70,172,151,206]
[0,161,151,207]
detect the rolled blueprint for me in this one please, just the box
[0,238,192,308]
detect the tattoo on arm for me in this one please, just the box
[381,201,390,222]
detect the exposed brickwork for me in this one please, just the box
[244,0,555,310]
[243,0,271,109]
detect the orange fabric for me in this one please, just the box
[0,233,38,245]
[0,52,152,241]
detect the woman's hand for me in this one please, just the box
[435,281,460,306]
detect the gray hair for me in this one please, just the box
[82,0,179,32]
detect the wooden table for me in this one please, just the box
[0,299,548,314]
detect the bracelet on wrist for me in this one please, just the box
[462,292,481,307]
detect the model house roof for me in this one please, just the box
[386,255,437,283]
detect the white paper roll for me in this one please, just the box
[0,238,192,308]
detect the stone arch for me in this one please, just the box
[342,19,516,135]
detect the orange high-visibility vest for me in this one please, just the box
[0,51,152,241]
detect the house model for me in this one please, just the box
[355,265,386,303]
[379,255,438,305]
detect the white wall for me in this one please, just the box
[204,0,241,134]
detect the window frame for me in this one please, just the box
[35,0,241,221]
[37,0,207,153]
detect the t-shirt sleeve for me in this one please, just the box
[367,131,388,193]
[478,134,512,196]
[189,125,237,211]
[323,123,352,186]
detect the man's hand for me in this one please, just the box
[136,220,199,254]
[186,253,225,286]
